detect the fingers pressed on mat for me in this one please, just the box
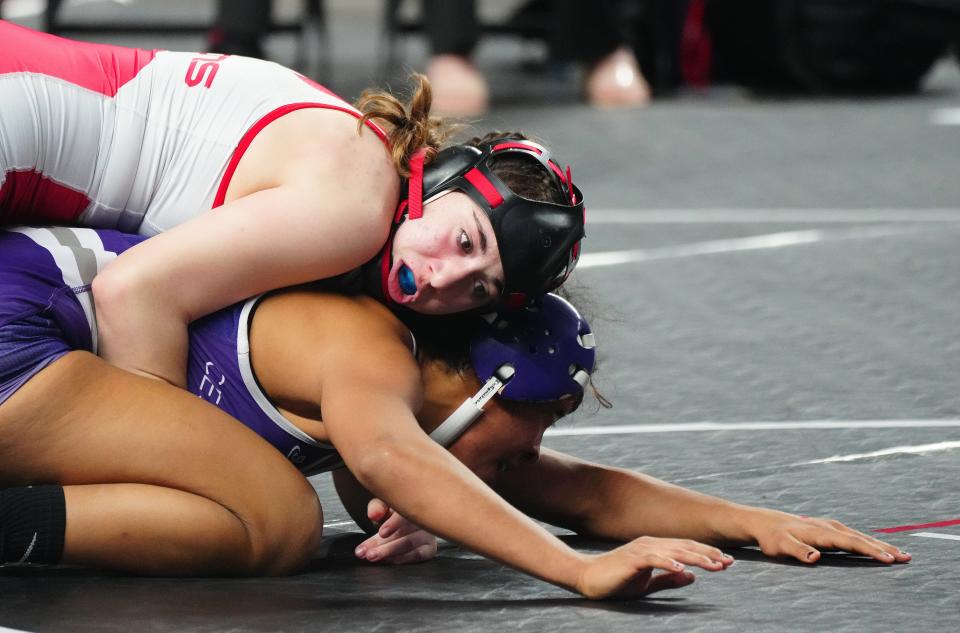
[646,570,696,595]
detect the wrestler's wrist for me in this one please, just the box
[708,503,767,545]
[525,546,591,595]
[566,551,597,596]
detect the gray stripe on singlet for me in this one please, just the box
[47,226,100,287]
[40,226,104,352]
[6,226,104,352]
[47,226,101,341]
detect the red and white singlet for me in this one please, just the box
[0,20,385,235]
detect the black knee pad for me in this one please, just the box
[0,485,66,565]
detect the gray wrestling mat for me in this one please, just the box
[2,1,959,631]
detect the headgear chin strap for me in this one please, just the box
[405,148,429,220]
[429,293,596,447]
[374,138,586,309]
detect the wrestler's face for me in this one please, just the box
[445,389,577,486]
[388,192,505,314]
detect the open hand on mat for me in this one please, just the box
[744,509,912,564]
[354,498,438,565]
[576,537,734,600]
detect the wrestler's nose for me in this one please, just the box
[427,257,475,292]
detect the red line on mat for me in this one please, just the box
[874,518,960,533]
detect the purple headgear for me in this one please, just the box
[429,294,596,447]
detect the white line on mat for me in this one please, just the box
[577,226,924,269]
[588,208,960,224]
[545,419,960,437]
[913,532,960,541]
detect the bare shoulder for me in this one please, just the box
[276,109,398,206]
[250,290,419,408]
[229,107,399,229]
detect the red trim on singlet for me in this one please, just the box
[296,73,342,99]
[0,21,155,97]
[212,102,390,208]
[464,168,504,208]
[296,75,389,140]
[0,170,91,223]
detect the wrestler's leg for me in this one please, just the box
[0,351,323,576]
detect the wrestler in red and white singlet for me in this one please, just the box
[0,20,385,235]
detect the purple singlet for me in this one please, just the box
[0,226,344,475]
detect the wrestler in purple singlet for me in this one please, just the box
[0,226,344,475]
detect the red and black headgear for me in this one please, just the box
[367,138,586,309]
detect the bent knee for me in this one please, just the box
[241,478,324,576]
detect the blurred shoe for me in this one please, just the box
[585,47,651,109]
[426,54,489,118]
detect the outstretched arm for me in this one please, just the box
[495,448,911,565]
[309,311,728,597]
[325,377,592,591]
[328,402,729,597]
[247,292,729,597]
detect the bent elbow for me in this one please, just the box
[91,265,137,319]
[93,261,181,322]
[349,438,409,492]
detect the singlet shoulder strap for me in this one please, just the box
[236,295,332,449]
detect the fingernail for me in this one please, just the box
[722,554,734,560]
[355,547,366,557]
[806,551,817,561]
[884,552,895,560]
[674,562,684,571]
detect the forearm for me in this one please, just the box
[501,449,757,545]
[581,468,756,544]
[93,273,188,387]
[553,461,910,565]
[349,435,588,592]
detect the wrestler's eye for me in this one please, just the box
[459,230,473,253]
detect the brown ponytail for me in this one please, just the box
[355,73,455,177]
